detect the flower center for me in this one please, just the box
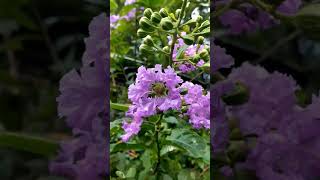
[149,82,168,97]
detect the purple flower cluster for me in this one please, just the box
[169,32,207,73]
[122,64,210,141]
[50,13,108,180]
[218,0,301,34]
[181,82,210,129]
[212,62,320,179]
[122,65,183,141]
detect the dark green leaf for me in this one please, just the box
[110,101,130,111]
[165,129,209,163]
[0,132,59,157]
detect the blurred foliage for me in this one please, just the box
[0,0,106,179]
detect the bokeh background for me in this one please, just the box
[0,0,106,179]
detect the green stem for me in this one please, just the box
[169,0,189,65]
[154,114,163,178]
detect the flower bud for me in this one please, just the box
[139,17,154,31]
[197,36,205,45]
[162,46,170,53]
[142,35,154,46]
[159,8,169,18]
[137,28,149,38]
[139,44,154,54]
[160,17,173,31]
[199,49,209,60]
[175,9,181,18]
[151,12,162,24]
[181,106,188,113]
[180,88,188,95]
[196,16,203,22]
[143,8,153,19]
[192,54,201,62]
[181,35,194,45]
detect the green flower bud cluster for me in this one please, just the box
[137,8,177,55]
[137,8,175,38]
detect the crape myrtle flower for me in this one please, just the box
[217,0,301,34]
[51,13,108,180]
[211,42,234,154]
[180,82,210,129]
[122,65,183,141]
[226,62,298,136]
[212,62,320,179]
[57,13,108,131]
[50,117,107,180]
[243,94,320,180]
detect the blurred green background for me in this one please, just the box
[0,0,106,179]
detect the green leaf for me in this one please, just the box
[126,167,137,178]
[160,145,178,156]
[116,171,126,179]
[110,101,130,111]
[177,169,195,180]
[293,3,320,40]
[111,143,145,153]
[110,0,118,12]
[176,45,188,59]
[163,116,178,124]
[0,132,59,157]
[165,129,209,163]
[161,174,173,180]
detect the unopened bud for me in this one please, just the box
[162,46,170,53]
[151,12,162,24]
[160,17,173,30]
[139,17,154,31]
[197,36,205,45]
[137,29,149,38]
[143,8,153,19]
[159,8,169,18]
[199,49,209,60]
[139,44,154,54]
[142,35,154,46]
[196,16,203,22]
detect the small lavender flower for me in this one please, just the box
[122,9,136,21]
[125,0,136,5]
[110,15,121,28]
